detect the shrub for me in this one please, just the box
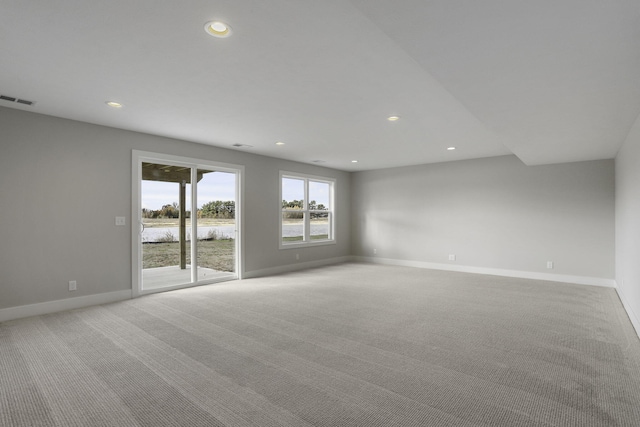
[157,230,176,242]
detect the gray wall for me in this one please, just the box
[0,106,624,317]
[615,115,640,331]
[0,107,351,309]
[351,155,615,280]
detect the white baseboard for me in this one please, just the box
[0,289,133,323]
[353,256,617,288]
[1,258,620,325]
[0,257,350,322]
[616,286,640,338]
[243,256,352,279]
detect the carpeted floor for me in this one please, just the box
[1,262,639,426]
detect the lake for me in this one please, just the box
[142,224,329,242]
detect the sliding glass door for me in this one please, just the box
[133,151,242,295]
[195,168,237,282]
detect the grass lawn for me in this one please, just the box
[143,239,235,271]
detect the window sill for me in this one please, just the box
[279,239,336,250]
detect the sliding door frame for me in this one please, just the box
[131,150,244,297]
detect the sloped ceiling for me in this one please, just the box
[1,0,639,170]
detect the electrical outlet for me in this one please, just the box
[448,254,456,261]
[69,280,77,291]
[373,248,377,255]
[115,216,126,226]
[547,261,553,269]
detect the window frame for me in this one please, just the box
[279,171,336,249]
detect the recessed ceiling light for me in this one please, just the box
[351,160,358,163]
[106,101,122,108]
[204,21,232,38]
[275,141,285,146]
[447,147,456,151]
[387,115,400,121]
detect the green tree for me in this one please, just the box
[199,200,235,219]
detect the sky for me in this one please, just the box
[282,177,330,207]
[142,171,236,211]
[142,172,331,211]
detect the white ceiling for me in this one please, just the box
[1,0,639,171]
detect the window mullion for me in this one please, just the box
[304,178,310,242]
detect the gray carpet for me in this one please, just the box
[1,262,639,426]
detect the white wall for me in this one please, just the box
[615,115,640,333]
[351,155,615,284]
[0,107,351,310]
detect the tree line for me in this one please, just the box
[142,199,329,219]
[142,200,235,219]
[282,200,329,219]
[282,200,328,210]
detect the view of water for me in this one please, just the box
[142,225,235,242]
[142,224,328,242]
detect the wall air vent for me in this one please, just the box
[0,94,35,106]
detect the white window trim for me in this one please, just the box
[279,170,336,249]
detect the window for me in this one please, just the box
[280,171,335,248]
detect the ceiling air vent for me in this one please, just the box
[0,94,35,106]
